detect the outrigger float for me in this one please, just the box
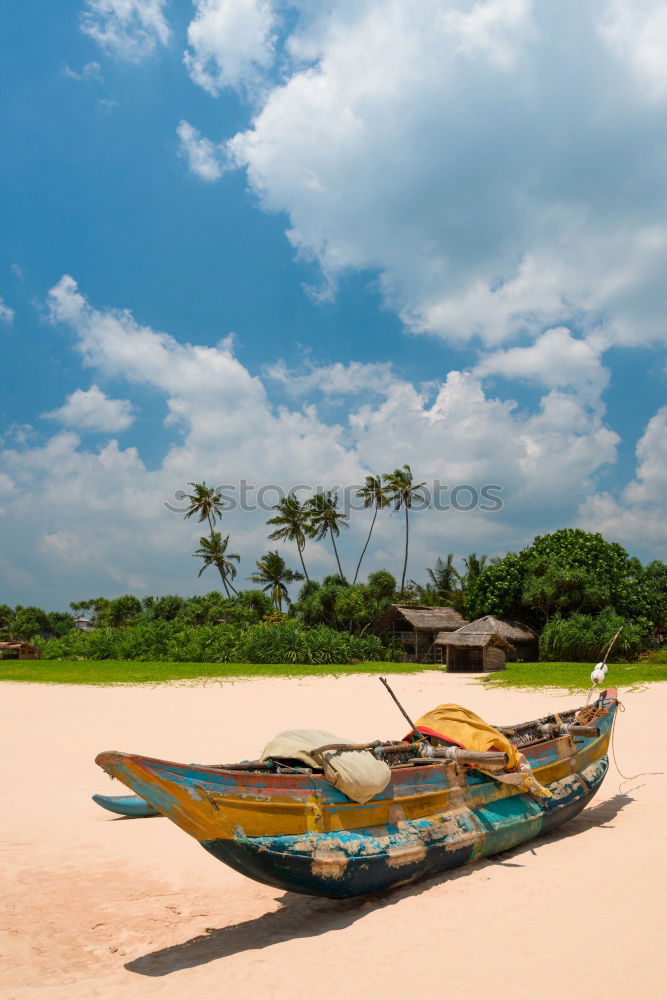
[92,793,160,818]
[95,689,617,899]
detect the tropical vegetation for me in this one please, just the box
[37,619,390,665]
[2,475,665,669]
[250,551,304,610]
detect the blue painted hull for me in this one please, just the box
[92,793,161,818]
[200,758,608,898]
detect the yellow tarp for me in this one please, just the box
[415,703,522,770]
[415,703,551,797]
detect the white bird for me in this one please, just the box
[591,662,608,686]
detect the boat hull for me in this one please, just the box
[96,691,617,898]
[199,757,607,898]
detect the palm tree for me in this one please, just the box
[306,491,349,582]
[267,493,312,581]
[463,552,488,582]
[183,481,227,534]
[426,554,461,595]
[352,475,388,584]
[193,532,240,596]
[250,551,304,610]
[383,464,427,597]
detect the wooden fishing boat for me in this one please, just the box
[95,689,617,899]
[92,793,160,818]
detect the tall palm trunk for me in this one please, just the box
[207,513,239,596]
[330,530,345,581]
[217,565,231,597]
[297,541,309,582]
[207,512,229,596]
[353,505,378,585]
[400,505,409,596]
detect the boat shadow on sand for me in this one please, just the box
[125,790,634,977]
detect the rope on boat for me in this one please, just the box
[577,698,663,787]
[609,701,663,787]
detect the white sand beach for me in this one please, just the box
[1,673,664,1000]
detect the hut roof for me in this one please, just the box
[456,615,536,641]
[434,631,515,651]
[0,640,40,651]
[375,604,468,633]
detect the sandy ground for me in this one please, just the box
[1,673,665,1000]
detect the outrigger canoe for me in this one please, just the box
[95,689,617,899]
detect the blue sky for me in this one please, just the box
[1,1,666,609]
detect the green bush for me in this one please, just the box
[465,529,667,631]
[539,609,646,662]
[40,619,392,664]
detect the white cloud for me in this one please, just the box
[444,0,535,70]
[0,472,16,497]
[0,275,634,606]
[474,327,610,403]
[177,120,228,181]
[40,530,91,564]
[264,359,397,397]
[81,0,170,63]
[62,60,103,81]
[184,0,277,96]
[578,406,667,551]
[201,1,667,351]
[45,275,360,479]
[0,297,14,324]
[348,371,618,514]
[600,1,667,101]
[43,385,136,433]
[624,407,667,506]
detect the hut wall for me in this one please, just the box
[446,647,484,672]
[414,629,440,663]
[508,639,538,662]
[482,645,506,671]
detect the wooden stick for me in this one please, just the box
[312,740,412,755]
[540,723,600,739]
[217,760,275,771]
[601,626,623,664]
[407,747,509,767]
[379,676,424,741]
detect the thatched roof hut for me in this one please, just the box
[375,604,468,633]
[0,640,41,660]
[374,604,468,663]
[456,615,538,661]
[434,630,514,672]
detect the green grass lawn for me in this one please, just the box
[482,658,667,691]
[1,656,666,687]
[0,659,442,685]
